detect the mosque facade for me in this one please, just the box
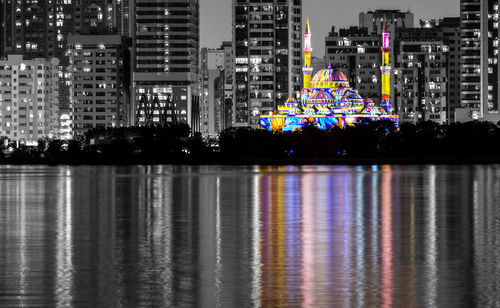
[260,19,399,131]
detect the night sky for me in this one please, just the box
[200,0,460,56]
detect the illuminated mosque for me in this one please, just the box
[260,19,399,131]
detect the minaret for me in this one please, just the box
[380,17,392,114]
[303,18,313,89]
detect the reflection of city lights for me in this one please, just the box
[424,166,438,307]
[381,165,393,308]
[56,167,74,307]
[251,170,261,305]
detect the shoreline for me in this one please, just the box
[2,156,500,166]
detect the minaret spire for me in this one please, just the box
[380,16,392,114]
[303,18,313,89]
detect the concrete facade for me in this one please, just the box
[201,48,224,137]
[394,40,449,124]
[232,0,302,127]
[67,35,130,134]
[0,55,59,141]
[132,0,200,128]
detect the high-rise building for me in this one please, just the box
[414,18,461,122]
[67,35,131,135]
[394,39,449,124]
[0,0,129,57]
[0,0,132,114]
[457,0,500,122]
[394,19,460,124]
[325,27,382,104]
[200,43,234,136]
[200,47,224,136]
[0,1,5,59]
[359,10,414,35]
[434,18,461,120]
[132,0,200,128]
[458,0,482,121]
[221,41,234,129]
[0,55,59,141]
[232,0,302,127]
[481,0,500,121]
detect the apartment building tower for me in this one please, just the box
[132,0,200,127]
[200,42,234,136]
[200,48,224,137]
[0,0,132,113]
[67,35,131,135]
[0,55,59,141]
[394,38,449,124]
[233,0,302,127]
[393,19,461,124]
[359,10,414,35]
[481,0,500,122]
[457,0,500,122]
[221,41,234,129]
[458,0,482,121]
[434,18,461,119]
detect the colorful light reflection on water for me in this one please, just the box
[0,165,500,307]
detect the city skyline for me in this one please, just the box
[201,0,460,56]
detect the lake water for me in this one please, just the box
[0,165,499,307]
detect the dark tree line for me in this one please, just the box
[218,120,500,160]
[1,120,500,164]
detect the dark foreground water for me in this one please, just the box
[0,165,499,307]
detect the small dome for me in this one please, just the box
[285,98,299,107]
[309,90,333,100]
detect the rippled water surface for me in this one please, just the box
[1,165,500,307]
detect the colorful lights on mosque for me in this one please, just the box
[260,18,398,132]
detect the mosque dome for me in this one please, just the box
[310,64,349,88]
[309,90,333,100]
[284,98,299,107]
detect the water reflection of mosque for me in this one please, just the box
[1,165,499,306]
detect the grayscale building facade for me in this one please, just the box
[435,18,461,120]
[394,39,449,124]
[394,18,460,124]
[200,47,224,137]
[232,0,302,127]
[458,0,482,121]
[0,0,132,114]
[221,41,234,129]
[200,43,234,137]
[457,0,500,122]
[132,0,200,127]
[67,35,131,135]
[359,10,414,35]
[481,0,500,122]
[0,55,59,141]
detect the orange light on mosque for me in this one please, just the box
[381,165,394,308]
